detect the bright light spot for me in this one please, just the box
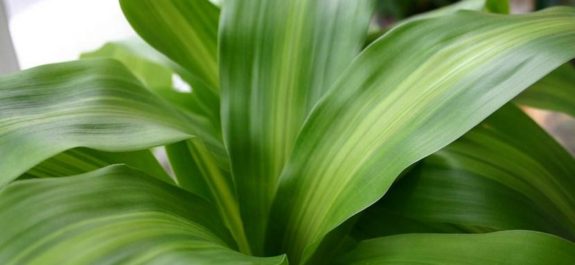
[172,74,192,93]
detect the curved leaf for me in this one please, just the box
[80,40,222,133]
[0,59,208,186]
[354,104,575,240]
[338,231,575,265]
[220,0,375,253]
[269,7,575,263]
[515,63,575,117]
[0,166,287,265]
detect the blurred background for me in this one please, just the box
[0,0,573,153]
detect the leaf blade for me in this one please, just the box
[0,60,203,186]
[338,231,575,265]
[0,166,286,265]
[354,104,575,240]
[220,0,375,253]
[120,0,220,91]
[270,7,575,262]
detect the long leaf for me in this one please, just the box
[219,0,375,253]
[0,166,286,265]
[269,7,575,263]
[0,59,208,186]
[337,231,575,265]
[515,63,575,117]
[354,104,575,240]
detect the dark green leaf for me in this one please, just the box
[338,231,575,265]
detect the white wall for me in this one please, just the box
[0,0,19,73]
[5,0,135,69]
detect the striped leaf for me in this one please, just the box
[80,40,247,252]
[269,7,575,263]
[0,166,286,265]
[120,0,220,91]
[219,0,375,253]
[0,59,207,186]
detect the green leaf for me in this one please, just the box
[120,0,220,91]
[515,63,575,117]
[79,42,246,247]
[80,40,229,177]
[485,0,510,14]
[166,139,250,254]
[0,59,207,186]
[81,42,173,89]
[337,231,575,265]
[0,165,287,265]
[24,148,171,183]
[269,7,575,263]
[80,40,222,129]
[219,0,375,253]
[354,104,575,240]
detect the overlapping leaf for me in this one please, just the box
[515,63,575,117]
[0,59,211,186]
[269,7,575,263]
[0,166,286,265]
[354,105,575,241]
[79,42,245,252]
[219,0,375,253]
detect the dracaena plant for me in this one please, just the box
[1,0,575,264]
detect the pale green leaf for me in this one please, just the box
[81,42,173,89]
[0,166,286,265]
